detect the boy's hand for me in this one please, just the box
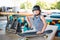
[29,24,33,30]
[29,24,32,28]
[36,31,43,34]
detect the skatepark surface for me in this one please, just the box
[0,20,58,40]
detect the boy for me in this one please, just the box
[27,5,47,34]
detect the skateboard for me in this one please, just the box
[18,30,53,37]
[17,30,53,40]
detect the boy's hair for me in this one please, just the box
[32,5,41,15]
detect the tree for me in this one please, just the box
[20,3,25,9]
[25,2,32,9]
[50,2,57,9]
[56,1,60,10]
[36,0,50,10]
[36,1,45,9]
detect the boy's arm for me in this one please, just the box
[19,12,33,16]
[40,16,47,33]
[37,16,47,34]
[26,16,32,28]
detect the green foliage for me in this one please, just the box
[20,3,25,9]
[20,0,60,10]
[50,2,57,9]
[36,1,46,9]
[36,0,60,10]
[36,0,50,10]
[56,1,60,10]
[25,2,32,9]
[20,2,32,9]
[50,1,60,10]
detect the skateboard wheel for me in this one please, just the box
[47,22,50,25]
[26,38,28,40]
[44,35,48,39]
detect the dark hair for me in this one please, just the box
[32,5,41,15]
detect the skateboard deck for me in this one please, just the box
[18,30,53,37]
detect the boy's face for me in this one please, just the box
[33,10,40,15]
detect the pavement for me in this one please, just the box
[0,20,21,40]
